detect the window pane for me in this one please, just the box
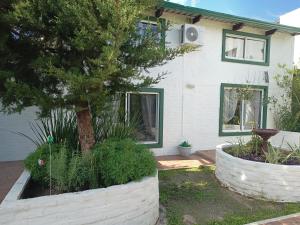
[223,88,241,131]
[225,36,245,59]
[137,22,160,42]
[243,90,262,130]
[129,93,158,143]
[245,39,265,61]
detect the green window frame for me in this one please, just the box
[219,83,268,136]
[138,16,166,48]
[126,88,164,148]
[222,29,271,66]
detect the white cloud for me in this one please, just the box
[169,0,199,7]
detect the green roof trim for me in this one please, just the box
[161,1,300,34]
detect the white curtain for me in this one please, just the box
[244,91,261,129]
[223,89,238,123]
[141,95,157,141]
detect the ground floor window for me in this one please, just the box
[126,88,164,148]
[219,83,268,136]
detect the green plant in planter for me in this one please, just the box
[24,138,156,192]
[179,141,192,148]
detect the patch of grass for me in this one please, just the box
[159,166,300,225]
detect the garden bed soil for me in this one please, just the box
[21,179,62,199]
[224,148,300,165]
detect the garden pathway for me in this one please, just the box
[247,213,300,225]
[156,150,215,170]
[0,160,24,203]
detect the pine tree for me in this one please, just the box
[0,0,192,152]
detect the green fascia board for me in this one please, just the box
[161,1,300,34]
[218,83,268,137]
[221,29,271,66]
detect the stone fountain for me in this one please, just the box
[252,128,279,153]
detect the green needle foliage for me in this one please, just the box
[0,0,192,151]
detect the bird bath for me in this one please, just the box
[252,128,279,153]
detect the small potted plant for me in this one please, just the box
[178,141,192,157]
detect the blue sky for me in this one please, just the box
[169,0,300,22]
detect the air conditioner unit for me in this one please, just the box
[181,24,204,46]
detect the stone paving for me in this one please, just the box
[0,160,24,203]
[156,150,215,170]
[247,213,300,225]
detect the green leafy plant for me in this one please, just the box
[264,145,284,164]
[24,143,63,185]
[179,141,191,148]
[25,138,156,192]
[226,138,252,158]
[18,109,79,150]
[19,106,137,151]
[269,65,300,131]
[94,138,156,187]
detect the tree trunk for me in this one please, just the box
[76,107,95,152]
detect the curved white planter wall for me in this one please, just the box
[216,144,300,202]
[0,171,159,225]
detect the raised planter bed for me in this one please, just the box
[216,143,300,202]
[0,170,159,225]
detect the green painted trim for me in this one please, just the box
[219,83,268,137]
[221,29,271,66]
[160,1,300,34]
[142,16,166,48]
[131,87,164,148]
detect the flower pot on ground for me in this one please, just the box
[178,141,192,157]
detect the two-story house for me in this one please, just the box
[126,2,300,156]
[1,1,300,160]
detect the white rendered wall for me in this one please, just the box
[0,107,37,161]
[149,14,294,156]
[0,172,159,225]
[280,8,300,67]
[216,144,300,202]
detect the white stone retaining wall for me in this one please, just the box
[216,144,300,202]
[270,131,300,149]
[0,171,159,225]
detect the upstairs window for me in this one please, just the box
[137,17,165,47]
[222,30,270,66]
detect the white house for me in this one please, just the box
[280,8,300,67]
[1,1,300,160]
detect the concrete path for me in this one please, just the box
[246,213,300,225]
[0,161,24,203]
[156,150,215,170]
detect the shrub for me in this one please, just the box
[24,143,62,185]
[25,138,156,192]
[93,138,156,187]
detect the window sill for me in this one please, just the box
[222,57,269,66]
[142,142,163,148]
[219,131,253,137]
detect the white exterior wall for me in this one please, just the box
[280,8,300,67]
[0,107,37,161]
[150,14,294,156]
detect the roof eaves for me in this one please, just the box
[161,1,300,34]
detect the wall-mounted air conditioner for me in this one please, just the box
[181,24,204,46]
